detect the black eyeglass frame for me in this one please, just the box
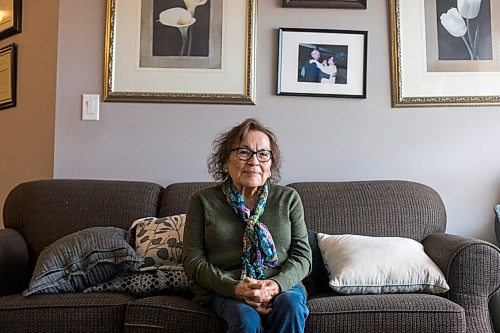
[230,147,273,162]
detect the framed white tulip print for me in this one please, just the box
[104,0,256,104]
[389,0,500,107]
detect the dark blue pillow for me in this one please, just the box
[302,230,334,297]
[23,227,143,296]
[494,205,500,246]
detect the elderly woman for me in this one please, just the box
[183,118,312,333]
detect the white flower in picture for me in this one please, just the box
[440,0,483,60]
[183,0,208,55]
[184,0,208,16]
[458,0,481,19]
[157,7,196,56]
[440,7,467,37]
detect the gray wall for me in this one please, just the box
[55,0,500,243]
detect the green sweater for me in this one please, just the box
[183,184,313,304]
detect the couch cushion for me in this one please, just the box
[124,295,226,333]
[159,182,216,217]
[23,227,142,296]
[3,179,164,261]
[317,233,449,295]
[0,228,29,295]
[306,293,465,333]
[0,292,136,333]
[287,181,446,242]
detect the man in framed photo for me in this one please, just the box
[302,49,331,82]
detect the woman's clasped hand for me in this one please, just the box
[235,277,281,314]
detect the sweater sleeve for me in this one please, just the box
[182,192,239,299]
[270,190,313,292]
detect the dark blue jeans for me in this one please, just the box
[206,285,309,333]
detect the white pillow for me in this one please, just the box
[317,233,449,295]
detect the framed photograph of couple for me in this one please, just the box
[277,28,367,98]
[104,0,257,105]
[282,0,366,9]
[390,0,500,107]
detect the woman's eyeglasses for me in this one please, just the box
[230,147,272,162]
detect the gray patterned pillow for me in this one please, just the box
[23,227,142,296]
[83,269,192,296]
[130,215,186,271]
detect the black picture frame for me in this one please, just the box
[283,0,366,9]
[0,43,16,111]
[277,28,367,99]
[0,0,22,40]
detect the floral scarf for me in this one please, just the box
[222,177,278,280]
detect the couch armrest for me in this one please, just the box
[423,233,500,333]
[0,228,29,295]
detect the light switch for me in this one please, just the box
[82,94,100,120]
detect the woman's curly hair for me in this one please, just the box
[207,118,282,183]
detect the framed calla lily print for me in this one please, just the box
[104,0,256,104]
[389,0,500,107]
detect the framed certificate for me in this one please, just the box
[0,43,16,110]
[0,0,21,40]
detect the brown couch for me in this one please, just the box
[1,179,499,332]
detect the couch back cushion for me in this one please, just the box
[159,182,216,217]
[3,179,163,259]
[287,180,446,242]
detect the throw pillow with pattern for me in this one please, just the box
[83,269,192,296]
[130,215,186,271]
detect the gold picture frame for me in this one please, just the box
[389,0,500,107]
[104,0,257,105]
[0,0,21,40]
[0,43,16,111]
